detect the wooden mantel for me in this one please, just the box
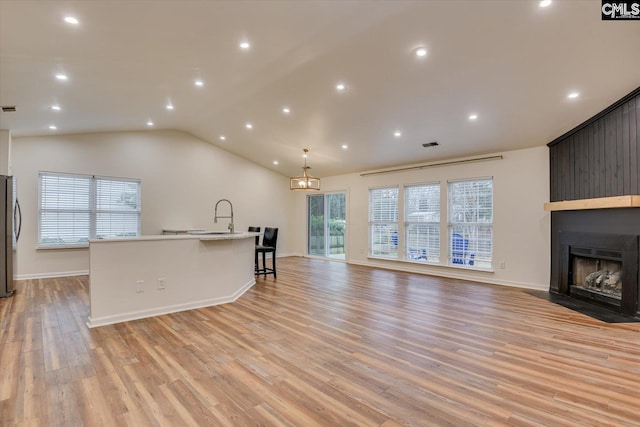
[544,195,640,211]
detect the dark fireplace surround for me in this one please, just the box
[550,209,640,319]
[556,231,638,316]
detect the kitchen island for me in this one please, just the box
[87,231,259,328]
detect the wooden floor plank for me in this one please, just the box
[160,379,218,426]
[1,256,639,426]
[16,349,46,425]
[0,341,22,401]
[79,375,119,426]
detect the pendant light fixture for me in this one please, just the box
[290,148,320,190]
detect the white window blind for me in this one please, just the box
[369,187,398,258]
[39,172,141,247]
[448,178,493,268]
[95,178,140,239]
[405,183,440,263]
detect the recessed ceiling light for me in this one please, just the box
[394,131,402,138]
[469,114,478,120]
[273,161,279,165]
[55,74,68,81]
[64,16,79,25]
[194,80,204,87]
[51,105,61,111]
[415,47,427,58]
[282,106,290,114]
[539,0,552,7]
[146,121,154,127]
[245,123,253,129]
[239,41,250,50]
[336,83,346,91]
[219,135,226,141]
[341,144,348,149]
[567,92,580,99]
[49,125,57,130]
[166,103,174,110]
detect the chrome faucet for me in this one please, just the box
[214,199,234,233]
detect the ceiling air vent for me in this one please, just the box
[1,106,17,112]
[422,141,439,148]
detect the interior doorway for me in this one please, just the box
[307,192,346,260]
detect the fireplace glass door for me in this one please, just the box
[559,232,638,316]
[570,255,622,303]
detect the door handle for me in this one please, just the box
[14,199,22,242]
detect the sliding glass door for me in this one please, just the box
[308,194,325,256]
[307,192,346,260]
[327,193,346,259]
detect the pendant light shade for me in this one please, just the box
[290,149,320,190]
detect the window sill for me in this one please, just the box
[37,244,89,250]
[367,255,494,273]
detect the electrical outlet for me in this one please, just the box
[158,278,166,290]
[499,261,506,269]
[136,280,144,293]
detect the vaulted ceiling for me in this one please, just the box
[1,0,639,177]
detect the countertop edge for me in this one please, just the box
[89,232,259,244]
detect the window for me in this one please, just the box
[39,172,141,247]
[448,178,493,268]
[405,183,440,263]
[369,187,398,258]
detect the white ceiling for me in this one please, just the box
[1,0,639,177]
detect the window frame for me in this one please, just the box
[38,171,141,249]
[447,177,493,270]
[368,186,399,259]
[404,182,440,264]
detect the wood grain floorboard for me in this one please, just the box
[1,256,639,426]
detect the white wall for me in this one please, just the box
[293,146,551,290]
[11,131,550,289]
[12,130,295,278]
[0,129,11,175]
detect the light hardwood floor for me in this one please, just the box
[1,256,639,426]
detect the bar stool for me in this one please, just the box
[255,227,278,278]
[248,227,261,273]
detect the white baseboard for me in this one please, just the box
[259,252,297,258]
[16,270,89,280]
[87,278,256,328]
[348,259,547,291]
[279,252,304,258]
[279,252,302,258]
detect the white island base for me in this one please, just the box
[87,233,258,328]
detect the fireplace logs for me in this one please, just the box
[582,269,622,298]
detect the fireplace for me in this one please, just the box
[557,231,639,316]
[570,249,622,306]
[546,87,640,320]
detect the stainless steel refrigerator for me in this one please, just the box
[1,175,21,298]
